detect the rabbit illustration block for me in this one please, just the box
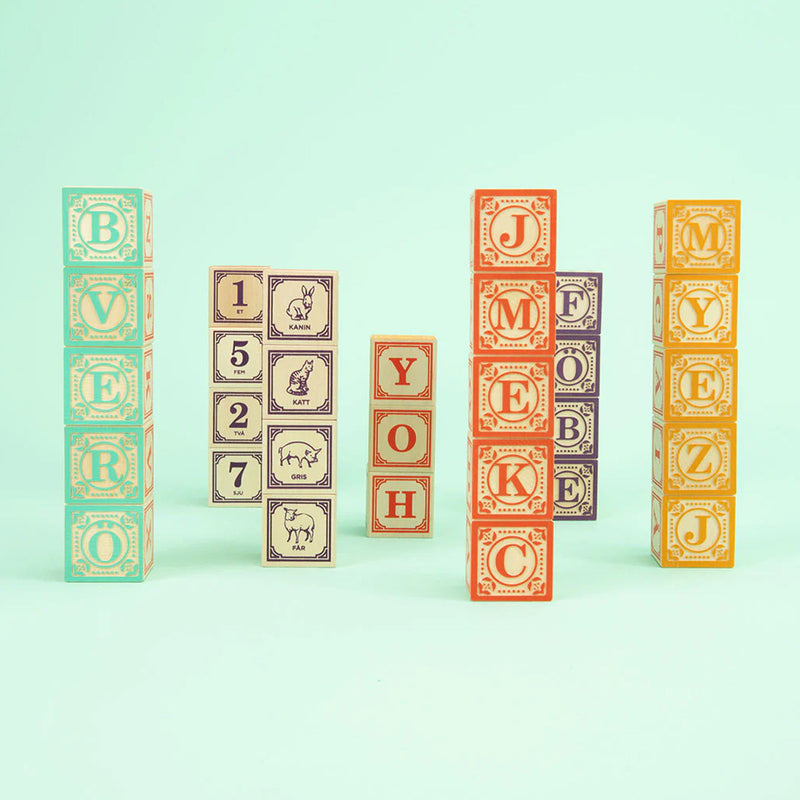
[554,398,598,460]
[554,335,600,397]
[65,425,153,504]
[653,275,737,348]
[263,421,336,492]
[553,459,597,520]
[208,449,263,506]
[466,518,552,601]
[264,270,339,345]
[367,473,433,538]
[370,336,436,405]
[65,498,154,582]
[653,346,737,421]
[65,347,153,425]
[369,407,434,472]
[62,187,153,267]
[653,200,740,273]
[651,490,734,568]
[209,266,267,326]
[262,495,336,566]
[210,389,264,445]
[469,354,554,437]
[555,272,602,334]
[64,269,154,346]
[264,347,337,418]
[471,189,556,271]
[467,436,553,521]
[210,329,263,384]
[652,419,736,494]
[471,273,556,354]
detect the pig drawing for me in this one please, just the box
[278,441,321,469]
[283,507,315,544]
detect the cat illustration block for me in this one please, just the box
[467,436,553,520]
[66,425,153,504]
[471,189,556,271]
[62,187,153,266]
[210,329,263,384]
[210,390,263,445]
[466,518,552,601]
[65,347,152,425]
[264,347,337,418]
[209,266,267,326]
[651,490,734,568]
[553,460,597,520]
[262,496,336,566]
[469,355,554,437]
[369,407,434,471]
[208,449,263,506]
[654,346,737,421]
[471,273,556,354]
[64,269,153,346]
[367,473,432,538]
[263,421,336,492]
[555,272,602,334]
[554,335,600,397]
[653,200,740,273]
[65,499,154,582]
[264,270,339,345]
[370,336,436,405]
[554,398,598,459]
[653,275,737,348]
[652,419,736,494]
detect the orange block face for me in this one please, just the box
[472,189,556,271]
[651,490,734,567]
[471,273,555,354]
[370,336,436,405]
[653,200,740,273]
[469,355,554,436]
[367,473,432,538]
[467,436,553,520]
[467,518,553,601]
[369,407,434,471]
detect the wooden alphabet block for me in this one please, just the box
[208,449,262,506]
[209,329,263,384]
[554,398,598,459]
[553,459,597,520]
[65,499,154,581]
[555,272,602,334]
[471,190,556,271]
[370,336,436,405]
[63,187,153,266]
[264,270,339,345]
[263,496,336,566]
[654,200,740,273]
[466,518,552,601]
[367,473,432,538]
[369,408,434,471]
[209,266,266,326]
[554,335,600,397]
[209,389,263,445]
[264,346,337,418]
[263,421,336,492]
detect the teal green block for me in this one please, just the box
[65,502,153,582]
[62,187,153,267]
[65,425,153,504]
[64,268,154,347]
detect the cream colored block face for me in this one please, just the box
[367,473,432,538]
[210,329,263,384]
[663,275,737,347]
[653,350,664,414]
[369,407,434,471]
[658,347,737,421]
[264,347,336,418]
[263,422,336,492]
[652,277,664,342]
[209,267,266,326]
[262,496,336,566]
[370,337,436,405]
[208,450,262,505]
[265,271,338,345]
[210,390,263,445]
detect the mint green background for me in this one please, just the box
[1,1,798,798]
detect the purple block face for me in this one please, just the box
[554,334,600,397]
[553,459,597,520]
[554,398,599,459]
[555,272,602,334]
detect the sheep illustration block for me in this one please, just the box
[471,190,556,271]
[264,347,337,418]
[65,347,152,425]
[653,200,740,273]
[367,473,433,538]
[466,519,552,601]
[554,335,600,397]
[555,272,602,334]
[65,500,154,582]
[553,460,597,520]
[369,408,434,472]
[370,336,436,406]
[208,450,262,505]
[63,187,153,266]
[263,421,336,492]
[263,496,336,566]
[554,398,598,459]
[210,390,264,445]
[210,329,263,384]
[209,266,266,326]
[264,270,339,344]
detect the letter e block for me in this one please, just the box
[553,460,597,520]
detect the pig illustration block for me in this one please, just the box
[555,272,602,334]
[208,449,262,506]
[262,496,336,566]
[264,270,338,345]
[553,459,597,520]
[554,398,598,459]
[263,421,336,492]
[264,347,337,418]
[554,335,600,397]
[209,266,267,326]
[370,336,436,405]
[367,473,432,538]
[209,390,263,445]
[210,329,263,384]
[369,408,434,471]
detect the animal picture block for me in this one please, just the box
[263,421,336,492]
[209,266,266,326]
[263,497,336,566]
[264,347,337,418]
[264,270,338,345]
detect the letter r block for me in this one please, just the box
[367,473,432,538]
[370,336,436,405]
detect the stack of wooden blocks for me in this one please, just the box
[553,273,602,520]
[261,270,339,567]
[651,201,739,567]
[208,267,267,506]
[366,336,437,538]
[466,190,557,601]
[63,188,154,581]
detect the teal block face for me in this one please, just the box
[64,347,153,425]
[65,501,153,582]
[65,425,153,504]
[62,187,153,266]
[64,268,153,346]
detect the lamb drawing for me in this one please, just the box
[283,507,315,544]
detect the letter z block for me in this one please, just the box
[367,473,432,538]
[370,336,436,406]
